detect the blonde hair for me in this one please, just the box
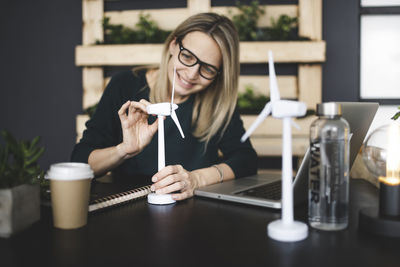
[150,13,240,146]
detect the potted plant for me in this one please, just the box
[97,13,172,44]
[0,130,45,238]
[230,0,303,42]
[97,2,301,45]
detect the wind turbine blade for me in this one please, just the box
[241,103,272,142]
[268,51,280,102]
[291,119,301,130]
[171,111,185,138]
[171,65,176,114]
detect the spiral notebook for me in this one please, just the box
[89,184,152,212]
[40,174,152,212]
[83,173,154,212]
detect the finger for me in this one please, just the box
[129,102,146,122]
[155,180,185,195]
[153,173,180,190]
[128,102,136,116]
[139,110,150,122]
[118,101,131,120]
[130,101,148,113]
[172,191,192,201]
[139,99,152,106]
[152,165,182,183]
[148,117,159,135]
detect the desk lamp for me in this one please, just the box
[147,66,185,205]
[359,122,400,237]
[241,51,308,242]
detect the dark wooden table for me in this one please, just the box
[1,179,399,267]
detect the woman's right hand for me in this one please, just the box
[117,99,159,159]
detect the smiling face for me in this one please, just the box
[168,31,222,103]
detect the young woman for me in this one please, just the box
[71,13,258,201]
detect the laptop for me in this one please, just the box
[194,102,379,209]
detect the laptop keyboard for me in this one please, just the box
[235,181,282,200]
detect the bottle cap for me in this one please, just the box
[316,102,342,116]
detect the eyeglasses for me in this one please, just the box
[178,41,220,80]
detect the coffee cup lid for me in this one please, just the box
[45,162,94,180]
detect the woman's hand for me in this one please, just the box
[117,99,159,159]
[150,165,199,201]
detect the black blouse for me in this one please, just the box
[71,70,257,184]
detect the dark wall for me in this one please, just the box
[0,0,83,170]
[323,0,360,102]
[0,0,359,171]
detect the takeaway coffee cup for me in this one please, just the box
[46,162,94,229]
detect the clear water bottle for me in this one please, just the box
[308,102,350,231]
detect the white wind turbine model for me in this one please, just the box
[146,66,185,205]
[241,51,308,242]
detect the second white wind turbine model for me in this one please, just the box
[241,51,308,242]
[147,66,185,205]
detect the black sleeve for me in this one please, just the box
[218,109,258,178]
[71,71,135,163]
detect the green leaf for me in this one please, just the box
[391,111,400,120]
[26,147,45,167]
[29,136,40,151]
[0,130,45,188]
[232,1,266,41]
[1,130,19,154]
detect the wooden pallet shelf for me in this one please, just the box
[76,114,313,156]
[76,0,324,157]
[75,41,325,66]
[82,74,298,110]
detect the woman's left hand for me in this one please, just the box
[150,165,198,201]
